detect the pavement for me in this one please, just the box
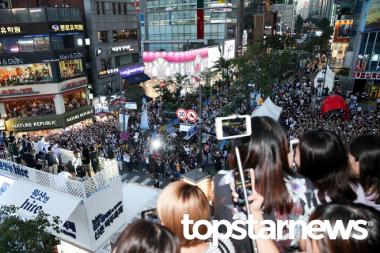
[120,170,171,188]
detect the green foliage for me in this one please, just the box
[295,15,304,36]
[0,205,61,253]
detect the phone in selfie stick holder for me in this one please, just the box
[235,146,258,253]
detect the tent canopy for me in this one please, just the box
[321,95,349,120]
[251,97,283,121]
[314,66,335,92]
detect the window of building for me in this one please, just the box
[112,2,116,14]
[118,3,122,14]
[102,2,106,14]
[12,9,29,23]
[18,38,35,52]
[0,41,3,54]
[0,63,53,87]
[100,58,111,70]
[112,29,138,42]
[64,89,87,112]
[74,34,84,47]
[5,97,56,118]
[29,8,46,22]
[123,3,127,14]
[97,31,108,43]
[34,37,50,51]
[115,53,139,67]
[96,1,100,14]
[59,59,83,80]
[1,38,19,53]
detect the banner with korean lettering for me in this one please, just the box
[83,177,126,251]
[197,9,204,39]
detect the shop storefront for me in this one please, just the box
[4,105,94,131]
[119,63,150,85]
[59,58,84,80]
[0,62,53,87]
[3,95,55,118]
[63,88,87,112]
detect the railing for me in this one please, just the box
[0,159,119,199]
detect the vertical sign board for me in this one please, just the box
[197,0,204,39]
[83,178,126,251]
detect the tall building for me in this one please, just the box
[272,0,296,34]
[0,5,94,132]
[83,0,144,96]
[347,0,380,98]
[140,0,237,52]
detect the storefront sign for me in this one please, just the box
[353,71,380,80]
[61,77,87,91]
[20,188,50,214]
[98,68,119,78]
[5,105,94,131]
[65,106,94,125]
[0,25,22,35]
[1,56,24,66]
[51,24,84,32]
[0,160,29,179]
[124,102,137,109]
[59,51,83,61]
[0,87,38,96]
[119,64,144,77]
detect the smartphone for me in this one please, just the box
[289,138,299,152]
[215,115,252,140]
[141,208,160,223]
[234,169,253,207]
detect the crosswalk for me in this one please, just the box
[121,172,168,188]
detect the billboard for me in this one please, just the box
[223,40,235,60]
[333,20,353,43]
[364,0,380,32]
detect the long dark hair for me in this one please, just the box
[309,203,380,253]
[299,129,357,203]
[349,135,380,204]
[112,220,180,253]
[242,116,293,214]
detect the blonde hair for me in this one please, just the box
[157,181,210,247]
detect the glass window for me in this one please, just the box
[59,8,71,21]
[100,58,110,70]
[47,7,59,22]
[102,2,106,14]
[0,41,3,54]
[34,37,50,51]
[0,63,53,87]
[64,89,87,111]
[118,3,122,14]
[18,38,35,52]
[50,36,64,50]
[5,97,56,118]
[97,31,108,43]
[113,2,116,14]
[71,8,81,21]
[0,9,14,24]
[29,8,46,22]
[96,1,100,14]
[74,34,84,47]
[2,38,19,53]
[124,3,127,14]
[59,59,83,80]
[12,9,29,23]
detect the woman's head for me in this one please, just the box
[297,129,356,203]
[112,220,180,253]
[242,116,292,214]
[157,181,210,247]
[349,135,380,202]
[307,203,380,253]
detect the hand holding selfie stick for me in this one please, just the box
[235,147,258,253]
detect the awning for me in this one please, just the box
[0,180,81,226]
[123,73,151,85]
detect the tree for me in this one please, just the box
[0,205,60,253]
[295,15,304,36]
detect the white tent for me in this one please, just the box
[314,66,335,92]
[251,97,283,121]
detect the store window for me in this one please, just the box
[18,38,35,52]
[34,37,50,51]
[12,9,29,23]
[29,8,46,22]
[112,29,138,42]
[63,89,87,112]
[0,63,53,87]
[97,31,108,43]
[5,97,55,118]
[1,38,19,53]
[59,59,83,80]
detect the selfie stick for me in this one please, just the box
[235,147,258,253]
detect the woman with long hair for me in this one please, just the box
[349,135,380,211]
[294,129,361,204]
[239,116,317,252]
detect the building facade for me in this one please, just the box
[83,0,145,96]
[0,6,95,132]
[348,0,380,98]
[140,0,237,52]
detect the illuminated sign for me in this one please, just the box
[119,64,144,77]
[98,68,119,77]
[353,72,380,80]
[333,20,353,43]
[1,56,24,66]
[61,78,87,90]
[51,24,84,32]
[0,26,22,35]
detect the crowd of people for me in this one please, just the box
[0,64,52,87]
[5,99,56,118]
